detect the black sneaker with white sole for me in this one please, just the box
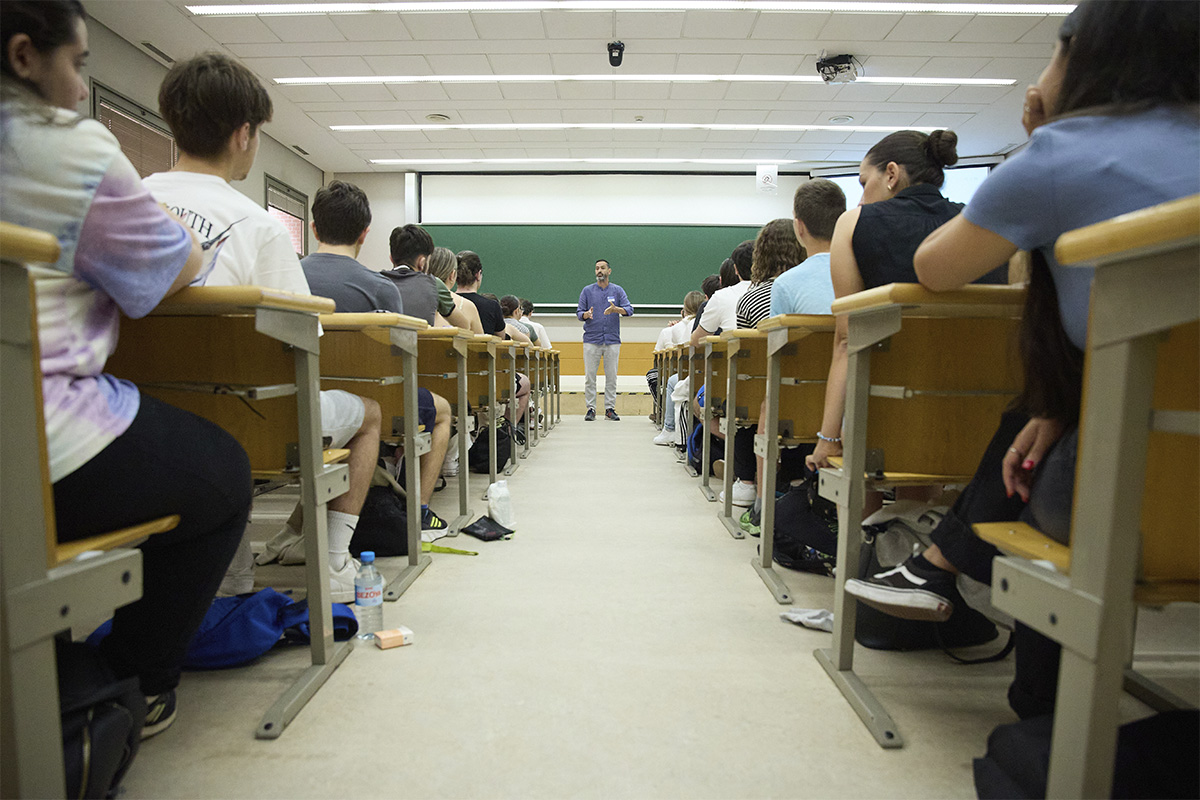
[605,408,620,421]
[584,408,596,421]
[141,690,177,739]
[843,557,956,622]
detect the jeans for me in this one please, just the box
[53,394,251,694]
[663,373,679,431]
[583,342,620,411]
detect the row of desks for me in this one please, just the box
[651,193,1198,796]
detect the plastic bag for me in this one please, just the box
[488,479,515,529]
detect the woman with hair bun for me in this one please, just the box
[808,129,1008,470]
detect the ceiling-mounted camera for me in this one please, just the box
[608,41,625,68]
[816,50,859,84]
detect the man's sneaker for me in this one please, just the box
[605,408,620,421]
[585,408,596,421]
[421,508,450,543]
[652,428,676,446]
[843,557,956,622]
[141,690,177,740]
[719,481,758,508]
[329,557,359,603]
[739,507,761,537]
[256,525,305,566]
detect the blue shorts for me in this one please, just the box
[417,387,437,431]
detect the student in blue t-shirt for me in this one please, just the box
[770,179,846,318]
[843,0,1199,720]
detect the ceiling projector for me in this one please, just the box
[817,51,858,84]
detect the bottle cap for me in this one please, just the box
[360,551,375,563]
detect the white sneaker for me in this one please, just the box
[329,556,360,604]
[718,481,758,507]
[652,428,676,446]
[256,525,306,566]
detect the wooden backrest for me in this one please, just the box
[757,314,836,442]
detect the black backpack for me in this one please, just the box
[350,467,410,557]
[57,638,146,799]
[468,421,512,474]
[771,475,838,576]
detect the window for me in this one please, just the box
[265,176,309,256]
[91,83,177,178]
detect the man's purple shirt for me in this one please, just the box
[577,281,633,345]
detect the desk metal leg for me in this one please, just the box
[753,349,792,604]
[505,360,520,476]
[383,344,431,602]
[719,350,743,539]
[447,353,472,533]
[814,345,902,748]
[699,356,716,502]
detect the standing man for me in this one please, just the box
[577,259,633,421]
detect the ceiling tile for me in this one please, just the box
[261,15,345,43]
[885,14,969,42]
[527,146,571,157]
[364,55,432,75]
[333,130,384,144]
[887,85,954,104]
[801,130,852,144]
[482,148,529,158]
[844,130,886,145]
[551,53,615,74]
[660,129,709,141]
[277,84,343,103]
[682,11,757,39]
[952,15,1039,43]
[333,84,397,102]
[725,82,786,102]
[564,129,613,142]
[489,54,554,74]
[425,129,477,143]
[521,130,569,141]
[387,84,451,102]
[613,128,661,142]
[863,111,921,126]
[826,149,867,163]
[542,11,612,40]
[444,83,506,101]
[306,111,365,127]
[859,55,928,77]
[562,109,614,123]
[400,13,479,40]
[750,11,829,40]
[817,13,901,41]
[510,109,563,123]
[471,130,521,142]
[557,82,615,100]
[459,109,513,123]
[741,147,790,160]
[614,11,685,39]
[303,56,373,77]
[669,83,728,101]
[715,109,769,124]
[675,53,741,73]
[916,57,992,78]
[975,57,1047,84]
[498,82,559,100]
[666,108,717,123]
[190,16,280,44]
[377,131,433,144]
[737,54,806,74]
[616,109,666,123]
[241,57,315,80]
[789,149,832,161]
[611,54,680,75]
[941,85,1011,104]
[752,130,803,144]
[611,148,660,158]
[778,84,842,102]
[356,110,417,125]
[615,82,671,101]
[764,109,820,124]
[470,12,547,40]
[706,130,752,143]
[330,12,412,42]
[830,83,898,103]
[438,148,486,159]
[700,147,746,158]
[571,147,613,158]
[427,54,493,75]
[1018,16,1062,45]
[914,111,976,128]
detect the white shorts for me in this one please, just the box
[320,389,365,449]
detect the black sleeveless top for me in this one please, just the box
[852,184,1007,289]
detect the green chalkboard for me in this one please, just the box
[423,224,758,310]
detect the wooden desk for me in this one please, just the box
[752,315,836,603]
[698,336,727,502]
[415,327,474,532]
[103,285,351,740]
[717,330,770,538]
[814,283,1025,748]
[985,195,1199,797]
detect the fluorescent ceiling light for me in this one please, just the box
[335,122,936,133]
[368,157,800,165]
[188,2,1074,16]
[278,73,1015,87]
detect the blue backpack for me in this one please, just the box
[88,588,359,670]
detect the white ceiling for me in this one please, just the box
[86,0,1063,174]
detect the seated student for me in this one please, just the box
[844,0,1199,720]
[426,246,483,334]
[1,0,247,736]
[736,218,806,330]
[691,240,753,347]
[500,294,537,344]
[455,250,506,336]
[144,53,382,602]
[478,290,533,424]
[383,224,470,329]
[520,299,552,349]
[652,290,705,446]
[301,180,402,314]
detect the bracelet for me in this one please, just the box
[816,431,841,444]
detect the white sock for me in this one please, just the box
[327,510,358,571]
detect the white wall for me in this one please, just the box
[420,173,806,225]
[82,19,323,255]
[330,172,408,273]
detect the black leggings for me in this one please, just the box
[53,394,250,695]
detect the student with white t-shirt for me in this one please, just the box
[145,53,382,603]
[689,240,753,348]
[652,290,705,446]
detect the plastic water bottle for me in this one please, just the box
[354,552,384,640]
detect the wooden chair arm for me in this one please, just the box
[831,283,1025,318]
[0,221,60,264]
[321,312,427,330]
[151,286,335,316]
[1056,194,1200,267]
[55,515,180,566]
[974,521,1071,572]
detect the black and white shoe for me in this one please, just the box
[142,690,178,740]
[585,408,596,421]
[605,408,620,421]
[843,557,955,622]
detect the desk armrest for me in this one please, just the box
[0,221,60,264]
[152,286,336,316]
[975,521,1071,572]
[757,314,835,332]
[1056,194,1200,267]
[831,283,1025,318]
[321,312,428,330]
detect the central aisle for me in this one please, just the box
[125,414,1017,799]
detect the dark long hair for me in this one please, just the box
[0,0,86,115]
[1016,0,1199,423]
[864,129,958,189]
